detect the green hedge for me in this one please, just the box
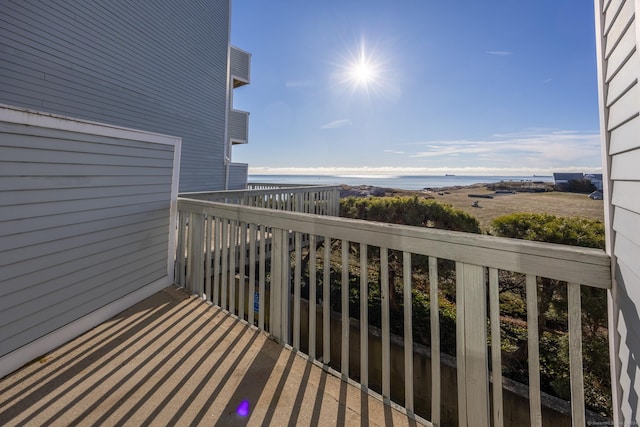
[491,213,605,249]
[340,196,481,233]
[491,213,610,416]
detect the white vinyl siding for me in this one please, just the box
[0,107,180,360]
[595,0,640,423]
[0,0,231,192]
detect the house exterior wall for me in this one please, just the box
[0,106,180,377]
[594,0,640,423]
[0,0,236,192]
[228,162,249,189]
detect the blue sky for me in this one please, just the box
[230,1,601,176]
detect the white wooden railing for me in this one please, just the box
[174,198,611,427]
[180,185,340,216]
[247,182,310,189]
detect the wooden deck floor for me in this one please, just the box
[0,287,417,426]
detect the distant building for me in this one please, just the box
[552,172,585,185]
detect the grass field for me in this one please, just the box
[386,186,605,232]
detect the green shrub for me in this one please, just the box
[491,212,610,416]
[490,213,604,249]
[340,196,481,233]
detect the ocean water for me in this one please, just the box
[248,174,553,191]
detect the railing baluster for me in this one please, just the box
[568,282,585,426]
[341,239,349,378]
[193,213,204,297]
[258,225,266,330]
[221,219,229,310]
[213,217,221,306]
[293,232,302,349]
[403,251,414,413]
[229,220,237,314]
[281,229,290,344]
[205,216,212,301]
[239,223,247,320]
[176,211,187,286]
[185,212,193,291]
[270,228,280,337]
[526,274,542,426]
[489,268,504,427]
[248,224,256,326]
[429,256,440,426]
[360,244,369,389]
[323,236,331,366]
[381,247,390,401]
[455,262,468,426]
[309,234,317,360]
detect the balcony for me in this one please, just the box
[228,109,249,145]
[230,45,251,88]
[0,188,613,426]
[0,287,413,426]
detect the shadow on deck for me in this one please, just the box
[0,287,416,426]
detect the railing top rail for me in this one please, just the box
[249,182,340,189]
[177,198,611,289]
[180,185,341,199]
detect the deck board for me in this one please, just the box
[0,287,417,426]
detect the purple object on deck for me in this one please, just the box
[237,400,250,417]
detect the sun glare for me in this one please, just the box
[350,56,377,86]
[331,37,400,102]
[334,39,388,97]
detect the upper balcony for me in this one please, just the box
[228,109,249,145]
[229,45,251,88]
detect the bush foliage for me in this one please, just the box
[491,213,605,249]
[491,213,610,415]
[340,196,481,233]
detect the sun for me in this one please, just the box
[349,57,377,87]
[332,37,396,100]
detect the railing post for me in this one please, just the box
[187,212,205,295]
[456,262,490,427]
[271,228,289,343]
[175,211,187,286]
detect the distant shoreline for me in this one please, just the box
[249,174,554,191]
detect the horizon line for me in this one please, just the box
[247,166,602,176]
